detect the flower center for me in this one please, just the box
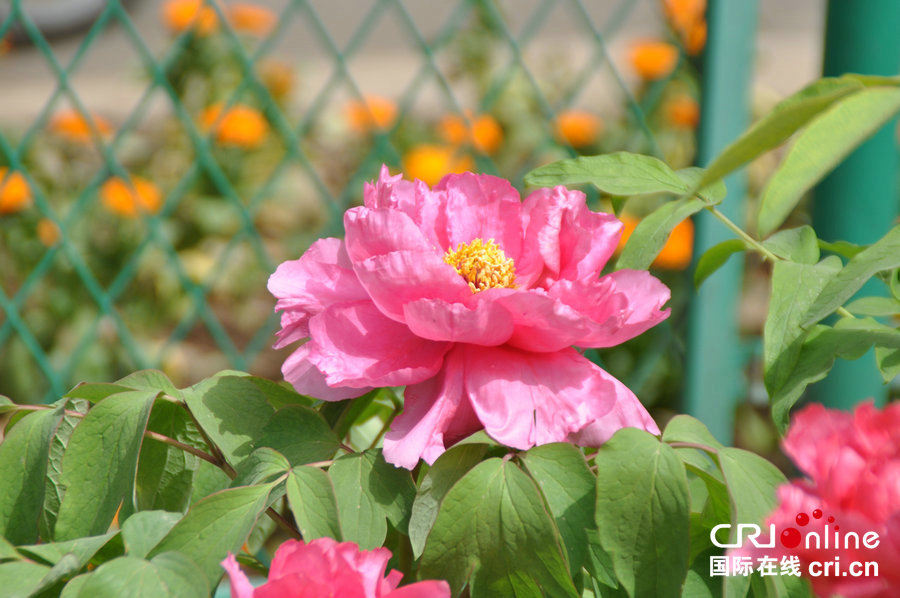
[443,238,517,293]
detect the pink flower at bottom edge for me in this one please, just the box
[733,402,900,598]
[221,538,450,598]
[269,166,669,468]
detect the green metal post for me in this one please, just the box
[808,0,900,410]
[683,0,758,443]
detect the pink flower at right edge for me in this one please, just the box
[222,537,450,598]
[739,402,900,597]
[269,166,670,469]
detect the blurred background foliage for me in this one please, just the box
[1,0,804,451]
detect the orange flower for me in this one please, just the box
[228,3,276,35]
[259,59,294,101]
[200,103,269,148]
[344,95,397,133]
[617,214,694,269]
[37,219,61,247]
[161,0,219,35]
[683,19,707,55]
[629,40,679,80]
[0,168,31,214]
[162,0,219,35]
[438,111,503,154]
[665,95,700,129]
[100,175,163,218]
[661,0,707,55]
[49,110,113,143]
[403,145,474,187]
[554,110,603,148]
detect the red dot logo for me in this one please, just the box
[796,512,809,526]
[781,528,802,548]
[813,509,823,519]
[827,516,835,523]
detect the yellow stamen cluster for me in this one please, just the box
[443,238,517,293]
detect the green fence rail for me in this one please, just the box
[3,0,707,406]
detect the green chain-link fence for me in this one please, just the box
[1,0,701,404]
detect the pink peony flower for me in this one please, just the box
[269,166,669,468]
[222,537,450,597]
[741,402,900,597]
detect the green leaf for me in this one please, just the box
[818,239,864,260]
[845,296,900,317]
[329,450,415,549]
[148,483,275,583]
[54,390,157,540]
[525,152,687,195]
[181,376,275,466]
[0,405,64,544]
[420,458,578,598]
[409,443,489,559]
[244,376,314,410]
[60,574,89,598]
[694,77,863,192]
[0,560,52,598]
[584,528,619,590]
[803,225,900,327]
[718,447,786,527]
[617,196,707,271]
[134,399,203,515]
[75,554,209,598]
[761,226,820,264]
[758,88,900,237]
[121,511,181,558]
[661,415,725,451]
[18,532,117,567]
[521,443,596,576]
[40,399,89,541]
[764,257,842,395]
[64,383,133,404]
[674,167,727,204]
[694,240,747,289]
[254,405,340,466]
[285,466,342,541]
[769,319,900,430]
[0,536,21,562]
[116,370,183,399]
[593,428,690,598]
[875,345,900,383]
[230,447,291,487]
[0,396,16,414]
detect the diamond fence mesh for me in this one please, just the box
[0,0,702,404]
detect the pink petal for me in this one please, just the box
[557,270,671,348]
[221,554,256,598]
[282,343,372,401]
[521,186,622,285]
[566,370,660,446]
[434,173,524,263]
[402,294,514,346]
[388,580,452,598]
[365,166,450,250]
[783,403,854,479]
[307,301,451,389]
[344,206,434,261]
[383,348,480,469]
[350,250,471,323]
[461,345,654,448]
[493,288,589,352]
[268,238,368,349]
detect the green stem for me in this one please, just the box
[707,206,780,263]
[367,410,399,451]
[707,206,857,320]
